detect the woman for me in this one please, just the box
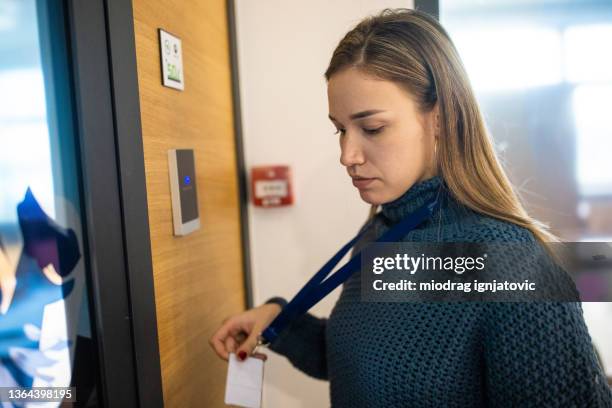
[210,9,612,407]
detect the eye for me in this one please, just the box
[363,126,384,135]
[334,128,346,136]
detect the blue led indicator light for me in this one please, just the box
[184,176,191,185]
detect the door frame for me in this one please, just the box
[65,0,163,406]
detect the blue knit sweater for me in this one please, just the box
[266,176,612,407]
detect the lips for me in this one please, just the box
[351,176,376,189]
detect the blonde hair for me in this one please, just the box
[325,9,559,246]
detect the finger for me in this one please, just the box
[209,318,237,360]
[225,336,238,355]
[236,332,259,361]
[210,337,229,361]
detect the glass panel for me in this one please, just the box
[451,26,563,92]
[0,0,98,405]
[573,84,612,195]
[565,24,612,83]
[441,0,612,381]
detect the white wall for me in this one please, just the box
[233,1,414,406]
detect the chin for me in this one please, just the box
[358,190,385,206]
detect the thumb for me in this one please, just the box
[236,330,260,361]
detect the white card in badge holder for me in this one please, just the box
[225,352,264,408]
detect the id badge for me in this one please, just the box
[224,352,264,408]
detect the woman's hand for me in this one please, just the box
[209,303,282,362]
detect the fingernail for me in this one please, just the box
[238,351,247,361]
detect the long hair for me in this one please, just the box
[325,8,559,246]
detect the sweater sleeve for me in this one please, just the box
[264,297,328,380]
[483,302,612,407]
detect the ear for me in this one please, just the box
[433,103,440,135]
[425,103,440,141]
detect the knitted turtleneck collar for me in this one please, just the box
[381,175,446,223]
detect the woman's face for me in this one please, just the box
[327,67,438,205]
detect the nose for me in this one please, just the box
[339,132,365,168]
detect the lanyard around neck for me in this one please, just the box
[260,192,443,345]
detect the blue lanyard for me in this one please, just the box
[260,192,443,345]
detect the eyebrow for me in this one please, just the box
[328,109,386,122]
